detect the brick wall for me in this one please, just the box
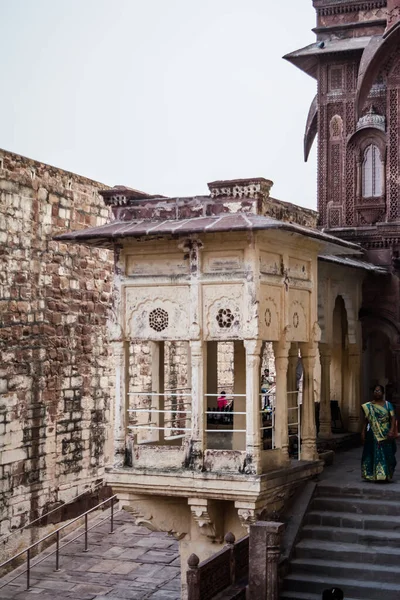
[0,149,114,561]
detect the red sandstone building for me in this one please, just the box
[285,0,400,409]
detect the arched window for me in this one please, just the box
[362,144,382,198]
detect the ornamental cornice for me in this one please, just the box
[331,229,400,248]
[315,1,386,17]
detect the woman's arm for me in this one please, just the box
[388,413,396,438]
[361,417,368,443]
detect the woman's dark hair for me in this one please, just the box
[220,390,226,395]
[373,384,385,394]
[322,588,344,600]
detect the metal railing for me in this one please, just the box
[126,387,302,458]
[288,390,301,460]
[205,393,246,433]
[0,479,106,546]
[128,388,192,441]
[0,495,118,592]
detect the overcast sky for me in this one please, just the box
[1,1,318,208]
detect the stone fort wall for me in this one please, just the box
[0,149,114,561]
[0,150,278,563]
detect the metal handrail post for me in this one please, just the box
[0,494,118,594]
[298,400,301,460]
[110,497,114,534]
[55,530,60,571]
[83,514,88,552]
[26,548,30,590]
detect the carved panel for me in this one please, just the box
[388,87,399,220]
[328,204,342,228]
[288,257,310,281]
[202,250,244,273]
[330,115,343,139]
[287,290,310,342]
[345,139,356,226]
[259,251,281,276]
[126,253,189,276]
[203,284,243,340]
[329,66,343,92]
[125,285,190,340]
[259,285,281,341]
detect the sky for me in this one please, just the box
[0,1,318,208]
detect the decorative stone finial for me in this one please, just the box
[187,553,200,568]
[224,531,235,545]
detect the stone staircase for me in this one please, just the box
[280,481,400,600]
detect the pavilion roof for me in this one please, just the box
[55,212,361,255]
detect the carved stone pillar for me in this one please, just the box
[248,521,285,600]
[111,340,128,467]
[244,339,262,474]
[189,340,206,469]
[299,342,318,460]
[287,343,298,426]
[319,343,332,438]
[273,340,290,461]
[348,344,361,432]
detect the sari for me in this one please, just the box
[361,401,397,481]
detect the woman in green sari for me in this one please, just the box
[361,385,397,482]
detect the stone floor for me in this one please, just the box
[3,443,398,600]
[319,438,400,487]
[0,509,181,600]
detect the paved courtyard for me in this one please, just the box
[0,509,181,600]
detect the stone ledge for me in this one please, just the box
[107,460,323,505]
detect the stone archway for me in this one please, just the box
[331,296,349,430]
[361,315,400,414]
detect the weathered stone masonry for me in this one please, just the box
[0,149,114,561]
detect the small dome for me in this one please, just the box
[356,107,385,132]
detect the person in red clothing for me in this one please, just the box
[217,391,228,410]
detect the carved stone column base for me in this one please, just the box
[300,438,318,461]
[318,422,332,439]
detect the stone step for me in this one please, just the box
[290,557,400,584]
[316,482,400,502]
[283,572,400,599]
[302,524,400,546]
[311,495,400,516]
[305,510,400,530]
[295,538,400,566]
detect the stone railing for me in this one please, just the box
[187,521,285,600]
[186,532,248,600]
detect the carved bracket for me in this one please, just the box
[235,503,257,532]
[188,498,216,539]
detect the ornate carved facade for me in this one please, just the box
[286,0,400,407]
[57,174,378,597]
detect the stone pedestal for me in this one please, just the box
[248,521,285,600]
